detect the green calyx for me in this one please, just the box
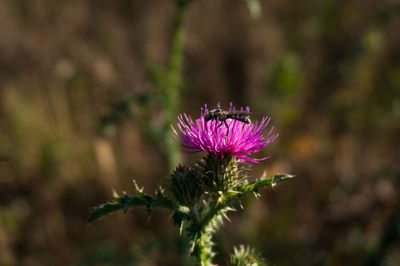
[195,153,246,194]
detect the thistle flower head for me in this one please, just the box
[171,103,278,163]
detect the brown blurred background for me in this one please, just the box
[0,0,400,265]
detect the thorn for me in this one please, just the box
[133,179,144,193]
[179,221,184,235]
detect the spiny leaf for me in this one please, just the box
[88,186,177,223]
[151,187,178,210]
[240,173,294,193]
[88,194,148,223]
[259,173,294,188]
[88,201,122,223]
[117,194,148,213]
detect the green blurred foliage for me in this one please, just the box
[0,0,399,265]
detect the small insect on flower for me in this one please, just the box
[204,107,251,137]
[171,103,278,163]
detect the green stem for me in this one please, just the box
[192,230,215,266]
[188,198,232,265]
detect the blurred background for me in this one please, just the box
[0,0,400,265]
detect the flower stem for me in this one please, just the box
[188,155,240,265]
[192,231,215,266]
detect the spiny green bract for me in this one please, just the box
[230,245,266,266]
[195,153,246,194]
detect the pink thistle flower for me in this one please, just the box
[171,103,278,163]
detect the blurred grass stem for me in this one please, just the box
[162,1,190,171]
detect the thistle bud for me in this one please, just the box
[231,245,266,266]
[167,165,203,207]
